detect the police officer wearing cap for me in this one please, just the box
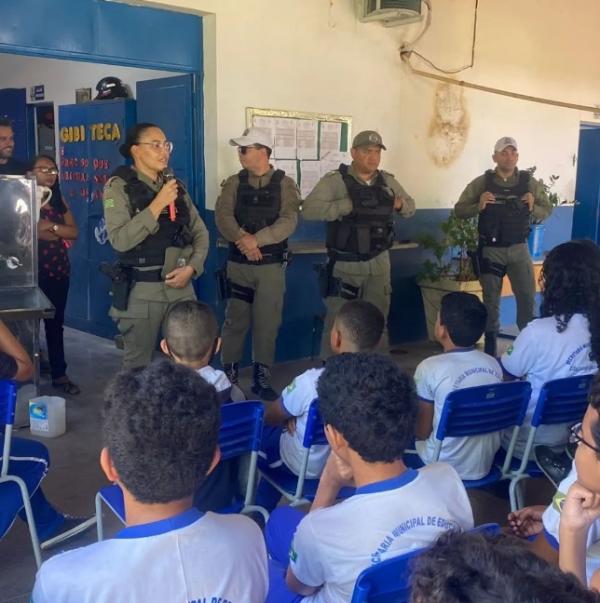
[215,127,301,400]
[303,130,416,358]
[455,136,552,356]
[103,123,209,368]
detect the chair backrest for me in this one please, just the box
[351,547,423,603]
[435,381,532,441]
[218,401,263,461]
[531,374,594,428]
[302,399,328,448]
[0,380,18,478]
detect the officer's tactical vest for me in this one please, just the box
[478,169,531,247]
[111,166,191,267]
[326,164,395,259]
[229,169,287,263]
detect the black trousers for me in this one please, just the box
[39,277,69,381]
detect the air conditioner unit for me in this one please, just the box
[361,0,423,27]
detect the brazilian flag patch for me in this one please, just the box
[103,198,115,210]
[289,545,298,563]
[506,345,514,356]
[552,489,567,514]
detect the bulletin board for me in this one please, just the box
[246,107,352,198]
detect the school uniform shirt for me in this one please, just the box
[414,348,503,480]
[31,508,268,603]
[197,365,245,402]
[279,367,329,478]
[500,314,598,456]
[289,463,473,603]
[542,464,600,585]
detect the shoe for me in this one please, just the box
[52,376,81,396]
[484,331,497,357]
[534,445,572,488]
[40,515,96,550]
[251,363,279,401]
[223,363,239,386]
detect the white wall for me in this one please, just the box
[138,0,600,210]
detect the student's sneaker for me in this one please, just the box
[40,515,96,550]
[534,445,571,488]
[223,363,239,385]
[251,363,279,401]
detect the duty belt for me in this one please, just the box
[132,268,163,282]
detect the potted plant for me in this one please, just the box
[526,167,561,260]
[417,210,480,341]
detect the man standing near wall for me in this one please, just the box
[215,127,301,401]
[455,137,552,356]
[0,118,27,175]
[302,130,415,358]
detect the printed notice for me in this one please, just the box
[319,150,351,177]
[296,119,319,160]
[319,121,342,155]
[300,160,321,199]
[273,118,297,159]
[271,159,298,184]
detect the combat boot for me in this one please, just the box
[223,363,239,385]
[251,363,279,401]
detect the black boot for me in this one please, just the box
[223,363,239,385]
[484,332,497,357]
[251,363,279,401]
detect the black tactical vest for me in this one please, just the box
[229,169,287,264]
[111,166,192,267]
[326,164,395,259]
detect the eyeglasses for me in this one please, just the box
[34,167,59,175]
[569,422,600,455]
[136,141,174,153]
[238,145,262,155]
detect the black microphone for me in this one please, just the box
[163,167,176,221]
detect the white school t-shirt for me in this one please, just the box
[289,463,474,603]
[279,367,329,478]
[542,464,600,585]
[31,509,268,603]
[500,314,597,456]
[197,365,245,402]
[414,348,503,480]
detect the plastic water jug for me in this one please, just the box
[29,396,66,438]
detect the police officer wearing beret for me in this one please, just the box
[303,130,416,358]
[103,123,209,368]
[215,127,301,401]
[455,137,552,356]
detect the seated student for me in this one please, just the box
[410,530,600,603]
[501,240,600,458]
[0,319,90,549]
[161,299,244,403]
[257,300,384,510]
[413,292,503,480]
[32,360,268,603]
[264,353,474,603]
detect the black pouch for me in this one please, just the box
[100,262,132,311]
[215,266,229,302]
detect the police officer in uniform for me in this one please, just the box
[103,123,209,369]
[216,127,301,401]
[455,137,552,356]
[303,130,415,358]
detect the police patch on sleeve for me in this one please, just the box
[103,198,115,210]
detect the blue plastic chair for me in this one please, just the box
[508,374,594,510]
[432,381,532,493]
[257,399,354,506]
[0,379,42,568]
[95,401,269,540]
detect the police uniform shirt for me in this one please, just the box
[103,169,209,277]
[542,464,600,586]
[500,314,598,456]
[215,167,300,245]
[289,464,473,603]
[414,348,503,480]
[455,169,552,223]
[31,509,269,603]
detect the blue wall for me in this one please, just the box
[196,206,574,365]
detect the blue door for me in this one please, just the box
[136,74,201,208]
[573,126,600,243]
[0,88,31,162]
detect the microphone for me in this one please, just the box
[163,167,176,222]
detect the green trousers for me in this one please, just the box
[320,251,391,359]
[480,242,535,334]
[221,261,286,367]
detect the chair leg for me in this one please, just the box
[95,493,104,542]
[15,477,42,569]
[509,476,525,512]
[241,504,270,524]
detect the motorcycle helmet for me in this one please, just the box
[94,77,129,100]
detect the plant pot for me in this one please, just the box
[417,277,483,341]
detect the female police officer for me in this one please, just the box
[102,123,209,368]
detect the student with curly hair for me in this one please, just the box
[31,360,268,603]
[500,240,600,458]
[410,530,600,603]
[264,353,473,603]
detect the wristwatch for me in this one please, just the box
[52,224,59,233]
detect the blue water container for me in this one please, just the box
[528,224,545,260]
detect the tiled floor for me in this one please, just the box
[0,329,554,602]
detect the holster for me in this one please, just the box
[215,266,229,302]
[100,262,132,311]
